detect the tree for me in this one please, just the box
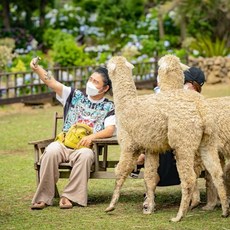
[176,0,230,42]
[1,0,11,31]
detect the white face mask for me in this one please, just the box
[86,81,103,96]
[183,84,189,90]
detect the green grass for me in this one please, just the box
[0,85,230,229]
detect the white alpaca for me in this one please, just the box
[158,54,230,210]
[105,56,229,222]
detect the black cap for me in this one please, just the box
[184,67,205,86]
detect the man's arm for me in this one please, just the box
[30,58,64,97]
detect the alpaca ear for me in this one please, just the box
[125,61,134,69]
[159,61,167,70]
[180,63,190,71]
[109,63,116,71]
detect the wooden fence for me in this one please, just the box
[0,61,157,105]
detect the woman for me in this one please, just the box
[30,58,116,209]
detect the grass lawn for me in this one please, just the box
[0,84,230,229]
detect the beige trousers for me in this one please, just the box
[31,141,94,206]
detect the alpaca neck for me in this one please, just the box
[159,77,184,91]
[160,84,183,91]
[112,71,137,110]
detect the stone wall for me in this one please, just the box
[188,56,230,84]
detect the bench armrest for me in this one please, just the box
[92,136,118,145]
[29,138,55,164]
[29,138,55,145]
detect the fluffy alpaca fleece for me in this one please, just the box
[203,97,230,209]
[158,54,230,210]
[105,56,229,222]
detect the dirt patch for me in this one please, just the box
[0,103,53,116]
[0,149,29,155]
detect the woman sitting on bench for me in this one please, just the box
[30,58,116,210]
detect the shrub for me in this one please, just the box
[10,51,48,72]
[43,28,74,49]
[11,59,26,72]
[189,36,230,57]
[0,46,14,72]
[0,38,15,50]
[52,38,95,67]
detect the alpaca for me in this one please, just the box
[203,97,230,210]
[105,56,229,222]
[158,54,230,210]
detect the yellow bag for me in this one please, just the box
[56,123,93,149]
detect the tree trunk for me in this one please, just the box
[2,0,11,31]
[180,15,186,43]
[158,13,164,39]
[39,0,47,27]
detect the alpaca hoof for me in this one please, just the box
[105,206,115,212]
[170,216,181,222]
[143,209,152,215]
[202,204,215,211]
[221,210,229,218]
[142,205,154,215]
[190,201,200,210]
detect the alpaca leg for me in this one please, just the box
[105,150,139,212]
[171,149,196,222]
[143,152,159,214]
[224,162,230,204]
[202,171,218,210]
[190,180,200,209]
[190,152,203,209]
[199,146,229,217]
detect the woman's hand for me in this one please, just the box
[77,134,96,148]
[30,58,40,71]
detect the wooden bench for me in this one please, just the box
[29,112,144,197]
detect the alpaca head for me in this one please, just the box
[107,56,134,80]
[157,54,186,91]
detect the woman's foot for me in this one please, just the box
[31,201,47,210]
[59,197,73,209]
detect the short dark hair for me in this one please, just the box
[95,67,112,92]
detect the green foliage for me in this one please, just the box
[178,0,230,41]
[52,38,95,67]
[189,36,230,57]
[45,3,83,34]
[11,59,26,72]
[141,38,165,56]
[97,52,111,64]
[43,28,74,49]
[0,28,33,51]
[95,0,145,48]
[10,50,48,72]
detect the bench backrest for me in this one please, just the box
[52,112,63,139]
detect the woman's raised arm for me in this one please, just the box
[30,57,64,97]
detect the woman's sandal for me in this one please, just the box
[31,201,47,210]
[59,197,73,209]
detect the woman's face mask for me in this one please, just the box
[86,81,104,96]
